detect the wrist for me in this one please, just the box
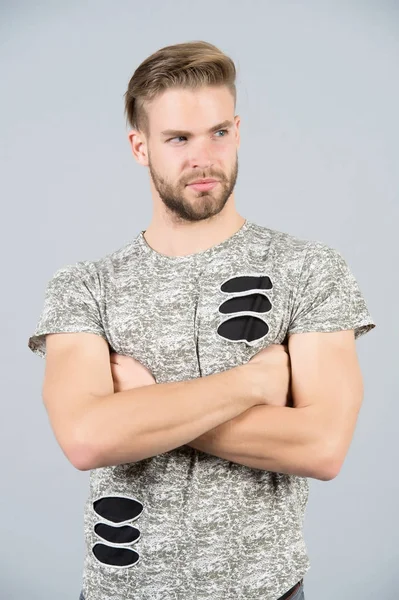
[232,363,262,408]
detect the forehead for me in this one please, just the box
[147,86,235,133]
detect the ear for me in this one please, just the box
[234,115,241,149]
[127,129,149,166]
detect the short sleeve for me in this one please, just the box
[28,262,108,359]
[287,242,376,340]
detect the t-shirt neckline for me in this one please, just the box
[137,219,250,263]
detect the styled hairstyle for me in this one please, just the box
[123,41,237,138]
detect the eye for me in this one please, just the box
[215,129,229,137]
[167,129,229,144]
[168,136,186,143]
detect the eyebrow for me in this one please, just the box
[160,119,234,138]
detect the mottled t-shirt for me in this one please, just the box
[28,219,375,600]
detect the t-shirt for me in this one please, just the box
[28,219,376,600]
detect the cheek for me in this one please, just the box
[218,144,235,166]
[157,151,184,179]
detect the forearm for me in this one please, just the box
[186,404,329,479]
[78,366,259,470]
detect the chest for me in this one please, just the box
[101,255,292,383]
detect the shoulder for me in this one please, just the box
[65,234,143,281]
[45,234,143,298]
[247,220,341,266]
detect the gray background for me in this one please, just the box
[1,1,397,598]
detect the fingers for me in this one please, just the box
[110,352,125,365]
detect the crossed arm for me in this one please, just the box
[185,330,364,481]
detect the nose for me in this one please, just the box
[188,139,214,170]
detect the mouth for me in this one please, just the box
[186,179,219,191]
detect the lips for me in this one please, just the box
[187,179,219,191]
[187,179,218,185]
[188,182,218,191]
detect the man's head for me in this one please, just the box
[125,41,240,223]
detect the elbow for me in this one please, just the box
[65,438,96,471]
[314,459,341,481]
[68,442,96,471]
[311,441,343,482]
[64,423,98,472]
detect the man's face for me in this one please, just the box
[136,86,240,223]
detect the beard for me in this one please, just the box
[147,153,239,223]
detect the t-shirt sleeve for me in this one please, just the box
[28,261,108,359]
[287,241,376,340]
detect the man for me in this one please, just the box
[28,41,375,600]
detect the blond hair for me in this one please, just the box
[123,41,237,137]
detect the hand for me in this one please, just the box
[110,352,156,393]
[243,343,292,407]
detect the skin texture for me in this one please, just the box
[110,344,291,408]
[110,352,156,393]
[109,327,363,481]
[187,329,364,480]
[108,344,309,477]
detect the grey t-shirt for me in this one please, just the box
[28,219,375,600]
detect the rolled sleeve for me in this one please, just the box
[288,242,376,340]
[28,262,107,359]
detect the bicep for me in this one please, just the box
[42,332,114,468]
[288,329,364,470]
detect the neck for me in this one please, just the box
[142,210,246,258]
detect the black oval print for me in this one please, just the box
[92,543,140,567]
[219,293,272,315]
[217,315,269,342]
[94,522,140,544]
[93,496,143,524]
[220,275,272,293]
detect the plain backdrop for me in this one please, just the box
[1,1,397,599]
